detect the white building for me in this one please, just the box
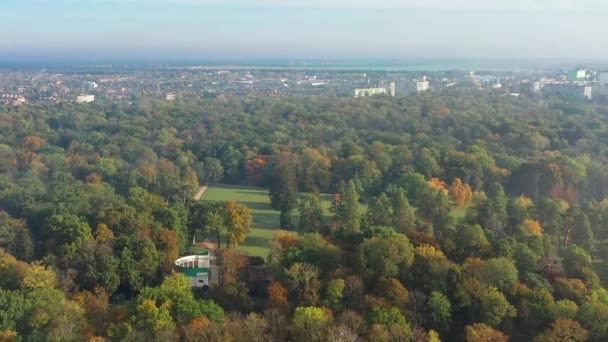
[355,87,387,98]
[166,93,177,101]
[175,251,211,287]
[531,81,543,93]
[76,94,95,103]
[416,76,430,93]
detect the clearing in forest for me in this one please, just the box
[200,184,333,258]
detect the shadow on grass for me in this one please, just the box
[251,212,280,230]
[239,201,274,211]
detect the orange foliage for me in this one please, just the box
[428,178,449,195]
[522,219,543,237]
[22,135,45,151]
[274,230,300,249]
[245,155,270,186]
[158,228,179,273]
[449,178,473,208]
[85,173,102,184]
[267,281,289,313]
[439,105,451,114]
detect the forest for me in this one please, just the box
[1,92,608,341]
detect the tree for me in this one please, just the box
[267,281,289,314]
[464,323,508,342]
[291,306,332,342]
[365,193,393,227]
[366,306,409,328]
[227,313,269,342]
[46,214,92,261]
[477,287,516,327]
[285,262,320,306]
[522,219,544,237]
[335,180,361,233]
[577,300,608,340]
[427,291,452,331]
[360,234,414,281]
[298,194,324,233]
[225,201,252,248]
[390,189,416,234]
[535,319,588,342]
[479,258,519,292]
[325,278,345,311]
[269,152,298,229]
[133,299,175,334]
[449,178,473,208]
[480,183,508,239]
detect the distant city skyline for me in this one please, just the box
[4,0,608,62]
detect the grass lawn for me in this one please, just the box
[201,184,333,259]
[201,184,468,258]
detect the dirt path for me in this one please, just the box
[193,185,209,201]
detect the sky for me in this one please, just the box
[2,0,608,62]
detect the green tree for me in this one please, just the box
[390,189,416,234]
[428,291,452,331]
[298,194,324,233]
[269,152,298,229]
[335,180,361,233]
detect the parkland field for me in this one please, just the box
[200,184,333,258]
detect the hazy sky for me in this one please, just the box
[3,0,608,61]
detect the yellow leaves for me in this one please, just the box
[415,244,447,260]
[522,219,543,237]
[226,201,253,247]
[514,195,533,208]
[304,148,331,169]
[428,178,449,195]
[449,178,473,208]
[22,264,57,291]
[0,330,18,342]
[95,223,115,244]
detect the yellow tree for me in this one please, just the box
[449,178,473,208]
[522,219,544,237]
[225,201,252,248]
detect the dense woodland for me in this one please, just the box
[2,93,608,341]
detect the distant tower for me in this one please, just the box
[389,82,396,97]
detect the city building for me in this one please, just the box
[0,92,26,106]
[416,76,430,93]
[175,250,211,288]
[568,69,587,81]
[83,81,98,92]
[388,82,396,97]
[531,81,543,93]
[355,87,387,97]
[166,93,177,101]
[76,94,95,103]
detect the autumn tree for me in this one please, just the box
[534,319,588,342]
[450,178,473,208]
[225,201,252,248]
[464,323,508,342]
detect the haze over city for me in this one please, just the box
[4,0,608,62]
